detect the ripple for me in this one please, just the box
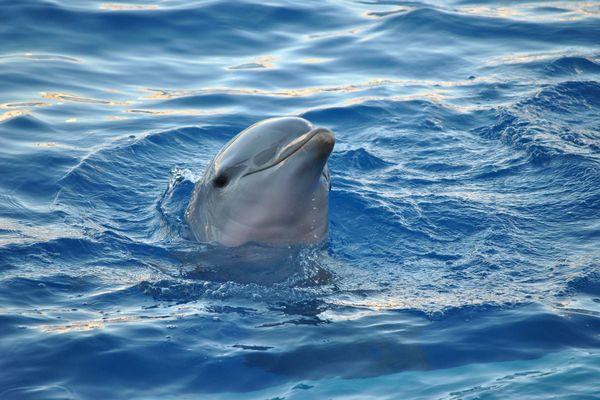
[41,92,127,105]
[228,56,277,70]
[100,3,160,11]
[0,53,81,63]
[0,101,51,109]
[0,218,82,246]
[124,108,230,116]
[0,385,76,400]
[0,110,31,122]
[332,148,392,171]
[475,81,600,162]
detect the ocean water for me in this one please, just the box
[1,0,600,398]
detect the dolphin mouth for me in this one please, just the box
[242,127,334,178]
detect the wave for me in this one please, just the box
[375,7,600,45]
[2,1,359,57]
[475,81,600,162]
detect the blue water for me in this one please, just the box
[1,0,600,398]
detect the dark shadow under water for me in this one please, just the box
[174,242,335,286]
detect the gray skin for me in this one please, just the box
[185,117,335,247]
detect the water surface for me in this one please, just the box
[1,0,600,398]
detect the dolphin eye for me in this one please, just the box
[213,174,229,188]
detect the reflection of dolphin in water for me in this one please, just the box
[186,117,335,247]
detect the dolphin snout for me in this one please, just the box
[309,127,335,157]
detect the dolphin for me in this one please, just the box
[185,117,335,247]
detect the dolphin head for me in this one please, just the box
[185,117,335,247]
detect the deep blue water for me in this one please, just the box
[1,0,600,398]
